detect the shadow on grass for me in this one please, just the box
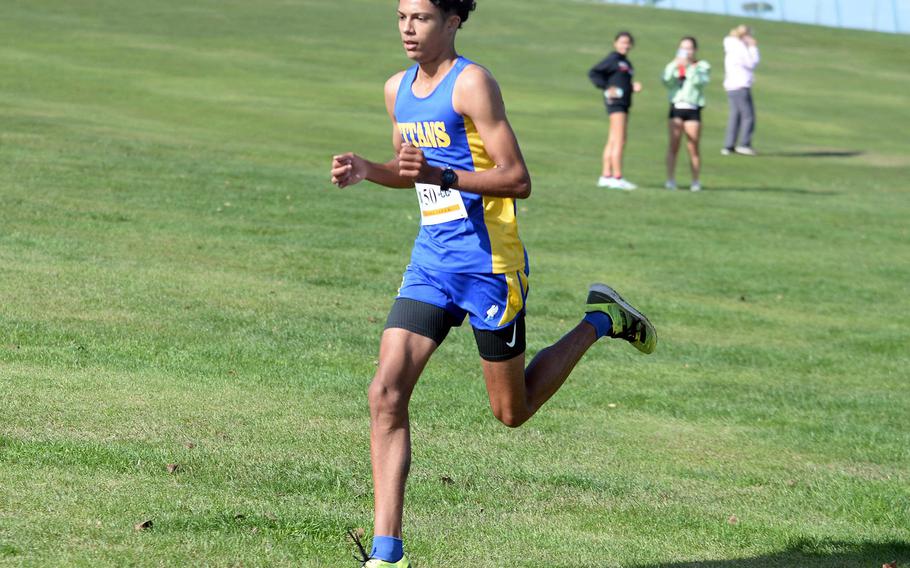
[708,186,840,196]
[632,539,909,568]
[761,150,865,158]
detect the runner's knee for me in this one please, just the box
[368,375,410,418]
[493,407,529,428]
[488,392,531,428]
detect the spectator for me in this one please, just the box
[662,36,710,191]
[589,31,642,190]
[722,25,760,156]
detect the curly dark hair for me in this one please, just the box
[429,0,477,27]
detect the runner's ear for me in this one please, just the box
[447,14,461,32]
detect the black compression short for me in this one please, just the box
[472,313,526,362]
[384,298,461,345]
[385,298,526,361]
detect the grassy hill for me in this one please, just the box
[1,0,908,566]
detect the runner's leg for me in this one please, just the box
[481,323,597,427]
[369,327,437,537]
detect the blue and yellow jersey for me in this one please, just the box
[394,56,526,275]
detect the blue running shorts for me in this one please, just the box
[385,264,530,361]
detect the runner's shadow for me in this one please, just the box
[761,150,864,158]
[709,186,839,195]
[631,539,909,568]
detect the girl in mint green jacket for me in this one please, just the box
[662,36,710,191]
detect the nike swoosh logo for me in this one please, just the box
[505,323,517,348]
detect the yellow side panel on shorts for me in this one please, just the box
[497,271,528,327]
[464,116,526,274]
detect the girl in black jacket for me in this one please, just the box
[589,31,642,190]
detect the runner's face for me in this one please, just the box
[614,36,632,55]
[398,0,457,61]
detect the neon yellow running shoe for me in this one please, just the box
[363,558,411,568]
[348,530,411,568]
[586,283,657,354]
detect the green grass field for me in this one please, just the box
[1,0,909,566]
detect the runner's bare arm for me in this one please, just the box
[330,72,414,189]
[397,65,531,199]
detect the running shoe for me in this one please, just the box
[613,178,638,191]
[734,146,757,156]
[665,180,677,191]
[363,559,410,568]
[585,283,657,354]
[690,181,702,192]
[720,147,733,156]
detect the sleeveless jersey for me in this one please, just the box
[394,56,526,275]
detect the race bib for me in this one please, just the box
[414,182,468,226]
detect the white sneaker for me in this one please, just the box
[720,148,733,156]
[597,176,618,188]
[735,146,757,156]
[665,180,677,191]
[690,181,702,192]
[613,178,638,191]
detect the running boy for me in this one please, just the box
[330,2,657,566]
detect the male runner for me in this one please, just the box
[330,1,657,566]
